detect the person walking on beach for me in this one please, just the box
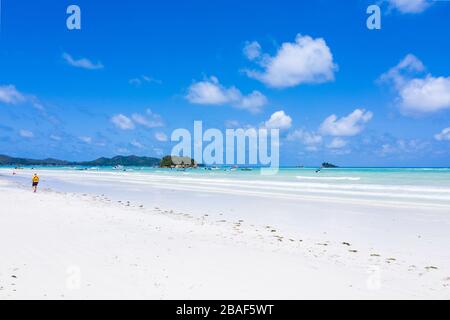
[32,174,39,193]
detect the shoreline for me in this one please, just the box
[1,170,449,299]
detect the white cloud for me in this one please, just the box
[186,76,235,105]
[19,129,33,138]
[155,132,168,142]
[381,54,450,114]
[320,109,373,137]
[380,54,425,85]
[111,110,164,131]
[0,85,45,111]
[379,139,429,155]
[62,53,104,70]
[237,91,268,112]
[129,75,162,86]
[387,0,432,14]
[327,137,347,149]
[130,140,145,149]
[117,148,130,154]
[111,114,135,130]
[287,129,323,150]
[399,76,450,113]
[243,41,262,61]
[435,128,450,141]
[225,120,241,128]
[0,85,26,105]
[244,34,337,88]
[264,110,292,130]
[186,76,267,113]
[79,136,92,144]
[131,109,164,128]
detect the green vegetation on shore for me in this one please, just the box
[0,155,160,167]
[322,162,339,168]
[160,156,197,168]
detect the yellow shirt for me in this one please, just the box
[32,176,39,183]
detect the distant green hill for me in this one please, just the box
[0,155,70,166]
[79,155,160,167]
[0,155,160,167]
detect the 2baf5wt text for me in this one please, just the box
[176,304,274,317]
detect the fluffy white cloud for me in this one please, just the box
[287,129,323,150]
[238,91,268,112]
[19,129,33,138]
[112,110,164,131]
[0,85,26,105]
[435,128,450,141]
[399,76,450,113]
[320,109,373,137]
[131,109,164,128]
[186,77,231,105]
[186,76,267,113]
[264,110,292,130]
[243,41,262,61]
[380,54,425,83]
[244,34,337,88]
[155,132,168,142]
[327,137,347,149]
[111,114,135,130]
[62,53,104,70]
[0,85,45,111]
[387,0,432,14]
[381,54,450,113]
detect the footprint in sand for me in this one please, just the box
[370,253,381,257]
[425,266,438,271]
[408,265,417,271]
[443,277,450,287]
[316,243,328,246]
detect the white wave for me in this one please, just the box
[296,176,361,181]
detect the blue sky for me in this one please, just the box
[1,0,450,166]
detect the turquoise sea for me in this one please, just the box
[2,166,450,207]
[6,166,450,188]
[4,166,450,185]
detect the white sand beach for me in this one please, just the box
[0,168,449,299]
